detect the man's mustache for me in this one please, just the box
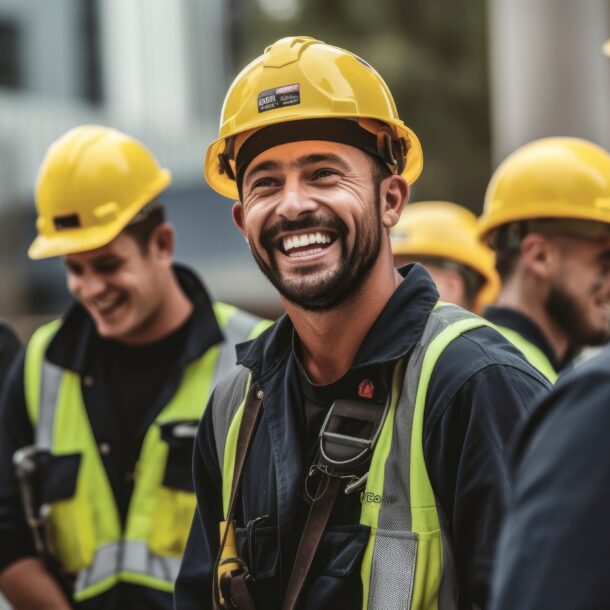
[260,214,347,250]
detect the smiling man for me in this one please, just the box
[174,37,549,610]
[0,126,269,610]
[478,138,610,382]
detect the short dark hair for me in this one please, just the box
[123,202,166,254]
[369,155,392,190]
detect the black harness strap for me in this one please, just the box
[281,475,342,610]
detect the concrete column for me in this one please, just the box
[99,0,191,133]
[488,0,610,165]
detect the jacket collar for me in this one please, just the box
[46,264,223,374]
[237,263,439,380]
[483,306,561,372]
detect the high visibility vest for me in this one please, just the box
[23,302,270,602]
[211,303,493,610]
[493,325,558,383]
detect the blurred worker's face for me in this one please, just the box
[64,230,170,344]
[546,236,610,347]
[394,256,472,311]
[232,141,397,311]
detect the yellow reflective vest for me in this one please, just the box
[24,302,270,602]
[212,303,492,609]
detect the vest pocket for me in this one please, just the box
[39,452,96,573]
[149,437,197,557]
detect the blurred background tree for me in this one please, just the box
[230,0,491,211]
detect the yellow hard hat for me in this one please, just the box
[204,36,423,199]
[478,137,610,243]
[29,125,171,260]
[391,201,500,310]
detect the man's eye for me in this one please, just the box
[95,261,121,274]
[252,177,278,190]
[312,168,338,180]
[66,263,83,276]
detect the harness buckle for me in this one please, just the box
[305,391,390,499]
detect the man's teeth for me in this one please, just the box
[282,232,332,252]
[94,296,121,312]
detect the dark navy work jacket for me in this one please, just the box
[175,265,551,610]
[491,344,610,610]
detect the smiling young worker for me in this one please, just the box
[478,138,610,383]
[174,37,549,610]
[0,126,269,610]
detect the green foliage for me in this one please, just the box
[233,0,491,212]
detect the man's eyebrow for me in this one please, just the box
[293,153,350,171]
[245,152,352,183]
[244,160,282,182]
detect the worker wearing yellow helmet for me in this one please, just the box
[0,126,269,610]
[175,36,548,610]
[479,137,610,383]
[391,201,500,313]
[490,43,610,610]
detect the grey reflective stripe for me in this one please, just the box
[212,367,251,473]
[74,542,120,593]
[367,303,484,610]
[213,310,262,388]
[122,540,181,582]
[35,360,64,450]
[74,540,181,596]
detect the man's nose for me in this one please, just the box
[275,177,319,219]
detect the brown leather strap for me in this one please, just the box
[213,382,264,610]
[281,475,342,610]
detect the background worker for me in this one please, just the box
[0,321,21,385]
[478,137,610,382]
[490,339,610,610]
[391,200,500,313]
[175,36,549,610]
[0,125,268,610]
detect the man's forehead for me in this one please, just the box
[244,140,365,177]
[64,234,130,262]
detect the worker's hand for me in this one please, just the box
[0,557,71,610]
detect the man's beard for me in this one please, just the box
[250,198,382,312]
[545,282,610,348]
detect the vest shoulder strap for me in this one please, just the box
[410,302,494,527]
[24,319,62,425]
[210,366,252,516]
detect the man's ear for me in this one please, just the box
[381,175,409,229]
[520,233,555,279]
[150,223,175,266]
[232,201,247,237]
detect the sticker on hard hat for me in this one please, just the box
[53,214,81,230]
[257,83,300,113]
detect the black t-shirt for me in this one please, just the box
[99,316,193,444]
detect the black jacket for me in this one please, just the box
[0,320,21,385]
[490,344,610,610]
[175,264,551,610]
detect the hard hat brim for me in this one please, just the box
[28,170,172,259]
[478,198,610,243]
[204,116,423,200]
